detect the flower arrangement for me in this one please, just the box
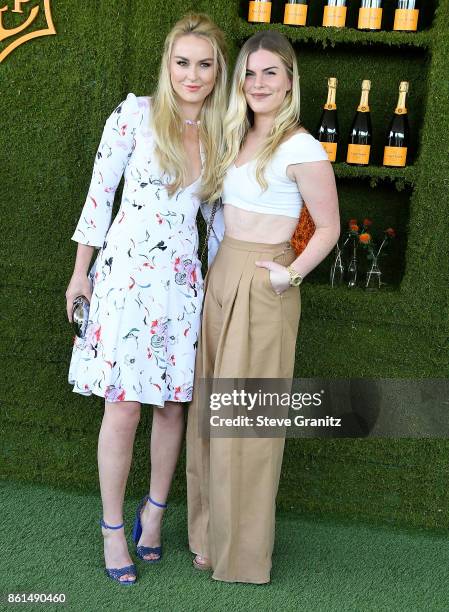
[330,218,396,290]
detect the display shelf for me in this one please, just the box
[332,163,417,187]
[235,9,427,298]
[303,282,402,318]
[237,19,432,50]
[299,277,442,329]
[305,177,411,294]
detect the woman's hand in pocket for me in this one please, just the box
[255,260,290,295]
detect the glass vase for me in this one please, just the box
[365,256,382,290]
[347,239,358,288]
[330,244,345,287]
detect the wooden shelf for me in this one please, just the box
[237,19,431,50]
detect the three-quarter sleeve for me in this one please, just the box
[200,200,225,266]
[71,92,141,247]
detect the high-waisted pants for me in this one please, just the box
[186,235,301,583]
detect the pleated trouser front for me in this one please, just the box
[186,234,301,583]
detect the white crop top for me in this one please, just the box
[222,132,328,219]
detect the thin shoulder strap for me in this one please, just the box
[200,197,222,265]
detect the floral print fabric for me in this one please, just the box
[68,93,205,406]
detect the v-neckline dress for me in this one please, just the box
[68,93,205,406]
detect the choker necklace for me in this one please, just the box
[184,119,201,127]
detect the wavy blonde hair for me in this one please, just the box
[212,31,301,200]
[150,13,227,202]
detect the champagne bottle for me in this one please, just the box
[347,80,372,166]
[358,0,383,30]
[284,0,308,26]
[394,0,419,31]
[383,81,410,167]
[248,0,272,23]
[317,78,339,163]
[323,0,347,28]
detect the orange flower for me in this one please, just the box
[349,224,359,232]
[359,232,371,244]
[363,218,373,227]
[348,218,357,226]
[385,227,396,238]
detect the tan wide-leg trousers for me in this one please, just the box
[186,235,301,583]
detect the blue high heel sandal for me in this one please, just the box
[132,495,168,563]
[100,519,137,585]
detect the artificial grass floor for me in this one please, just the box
[1,480,448,612]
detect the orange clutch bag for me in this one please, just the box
[290,204,315,256]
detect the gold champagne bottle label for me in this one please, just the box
[393,9,419,31]
[383,146,407,167]
[325,77,338,109]
[358,7,382,29]
[322,142,337,162]
[248,1,272,23]
[395,82,408,114]
[347,144,370,165]
[284,4,308,26]
[323,5,347,28]
[357,80,371,112]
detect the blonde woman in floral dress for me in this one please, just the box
[65,14,227,585]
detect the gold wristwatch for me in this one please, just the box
[287,265,303,287]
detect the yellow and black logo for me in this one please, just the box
[0,1,56,63]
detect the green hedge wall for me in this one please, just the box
[1,0,448,529]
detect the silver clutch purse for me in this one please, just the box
[72,295,90,339]
[70,255,97,339]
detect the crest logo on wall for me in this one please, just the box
[0,1,56,63]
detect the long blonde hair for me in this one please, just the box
[151,13,227,202]
[213,31,300,200]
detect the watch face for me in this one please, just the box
[288,266,302,286]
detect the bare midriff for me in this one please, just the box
[223,203,298,244]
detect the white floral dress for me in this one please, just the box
[68,93,223,406]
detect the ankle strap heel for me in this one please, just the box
[132,494,167,563]
[146,495,168,509]
[100,519,125,530]
[100,518,136,585]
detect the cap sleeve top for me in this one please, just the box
[222,132,329,219]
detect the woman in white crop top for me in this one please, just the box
[186,31,339,583]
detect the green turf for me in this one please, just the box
[2,480,448,612]
[1,0,448,539]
